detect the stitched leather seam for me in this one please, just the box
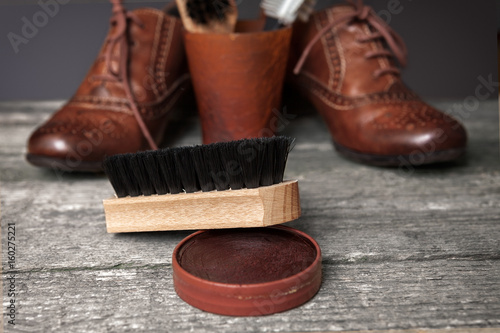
[68,82,185,120]
[138,73,191,107]
[70,96,129,105]
[151,13,170,96]
[71,73,189,108]
[67,102,133,115]
[322,11,344,92]
[298,74,417,110]
[320,9,347,93]
[139,73,190,107]
[149,11,163,98]
[134,8,163,16]
[333,27,346,94]
[154,16,168,94]
[68,74,190,115]
[157,18,176,93]
[316,14,335,89]
[135,9,172,96]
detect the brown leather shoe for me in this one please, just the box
[27,1,190,172]
[288,1,467,166]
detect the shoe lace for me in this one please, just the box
[92,0,158,150]
[294,0,408,78]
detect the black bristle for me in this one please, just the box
[221,143,244,190]
[142,151,169,195]
[260,138,276,187]
[235,138,265,189]
[157,148,182,194]
[273,137,295,184]
[191,146,216,192]
[175,147,201,193]
[103,153,142,197]
[206,144,230,191]
[103,154,130,198]
[120,154,142,197]
[129,152,155,196]
[103,137,295,198]
[186,0,233,25]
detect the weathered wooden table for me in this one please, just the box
[1,99,499,332]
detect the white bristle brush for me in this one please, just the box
[261,0,317,28]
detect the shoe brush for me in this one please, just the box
[102,137,301,233]
[175,0,238,33]
[261,0,316,30]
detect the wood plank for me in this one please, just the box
[5,260,499,332]
[322,329,500,333]
[1,99,499,332]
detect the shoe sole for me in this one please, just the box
[26,154,103,173]
[333,142,466,167]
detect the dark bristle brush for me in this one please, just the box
[102,137,301,233]
[175,0,238,33]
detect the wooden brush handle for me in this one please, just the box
[175,0,238,34]
[103,180,301,233]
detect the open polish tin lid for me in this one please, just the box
[172,225,322,316]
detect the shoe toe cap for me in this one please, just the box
[28,128,74,158]
[27,126,101,171]
[367,102,468,154]
[26,108,142,171]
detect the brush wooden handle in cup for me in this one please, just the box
[175,0,238,33]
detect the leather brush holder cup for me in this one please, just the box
[183,23,292,144]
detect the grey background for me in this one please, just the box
[0,0,498,101]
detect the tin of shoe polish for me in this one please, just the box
[172,225,322,316]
